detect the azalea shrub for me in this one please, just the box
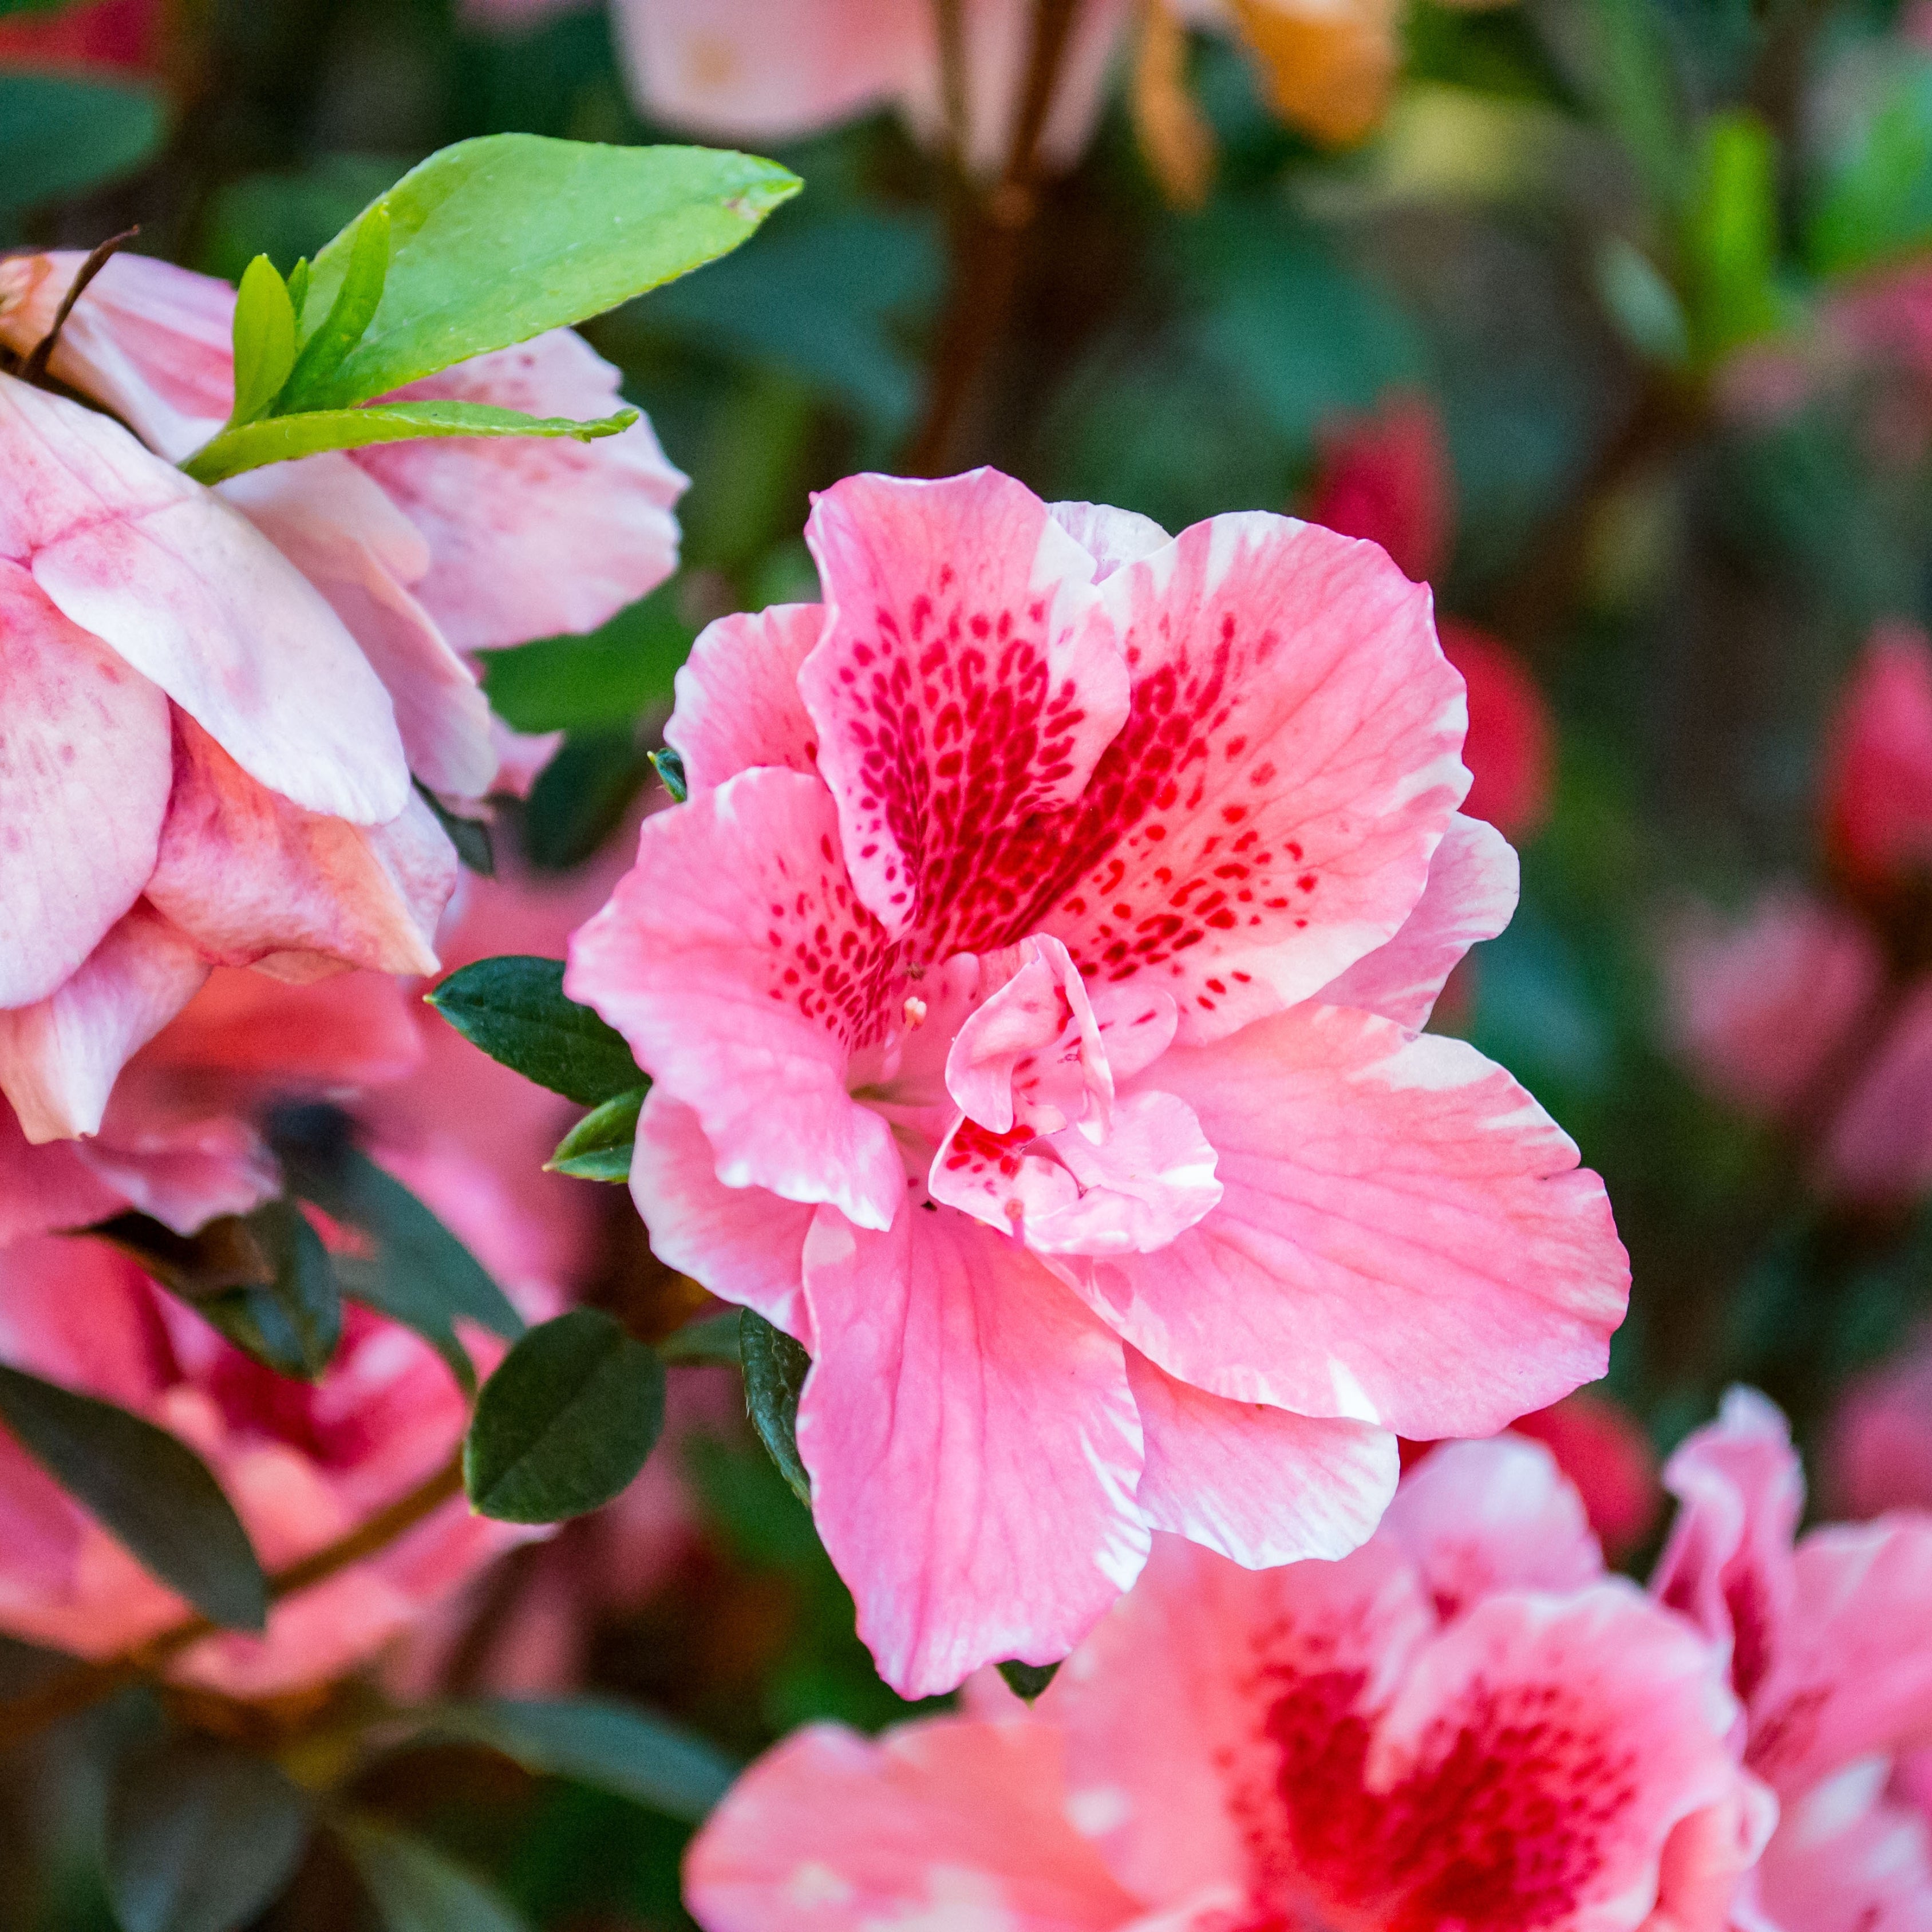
[5,0,1932,1926]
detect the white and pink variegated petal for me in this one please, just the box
[0,1107,127,1242]
[350,332,688,653]
[1313,813,1519,1031]
[1651,1387,1804,1708]
[1753,1769,1932,1932]
[76,1125,278,1236]
[1061,1007,1627,1438]
[1,376,409,825]
[1088,982,1179,1082]
[1124,1348,1397,1568]
[797,1199,1149,1699]
[1028,1091,1222,1256]
[1048,500,1173,582]
[1746,1517,1932,1800]
[947,934,1109,1135]
[565,768,904,1231]
[1646,1778,1779,1932]
[684,1717,1144,1932]
[667,603,827,795]
[928,1113,1082,1238]
[218,448,432,589]
[629,1091,816,1346]
[800,468,1129,949]
[146,715,451,979]
[1378,1436,1603,1622]
[0,560,173,1007]
[613,0,927,143]
[1041,515,1464,1046]
[0,904,210,1142]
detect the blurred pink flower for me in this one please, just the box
[0,1152,553,1698]
[1652,1388,1932,1932]
[1823,621,1932,899]
[567,467,1629,1697]
[686,1437,1763,1932]
[0,0,163,70]
[1511,1385,1664,1562]
[1827,1326,1932,1519]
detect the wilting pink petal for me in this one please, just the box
[1124,1348,1397,1567]
[1439,619,1555,839]
[0,559,172,1007]
[797,1199,1149,1698]
[667,603,825,795]
[0,904,208,1141]
[1826,979,1932,1199]
[1057,1006,1627,1436]
[1511,1386,1663,1562]
[1827,1327,1932,1519]
[1306,389,1453,583]
[1,372,409,825]
[1823,621,1932,894]
[74,1125,278,1236]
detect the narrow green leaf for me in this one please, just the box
[106,1738,310,1932]
[181,398,637,485]
[0,1368,265,1630]
[464,1310,665,1524]
[739,1311,811,1506]
[285,256,311,317]
[1682,109,1783,368]
[654,1309,741,1368]
[547,1088,645,1183]
[280,202,390,411]
[228,255,297,426]
[428,1697,736,1821]
[996,1659,1062,1703]
[426,957,639,1107]
[337,1820,528,1932]
[417,781,495,877]
[477,588,697,735]
[191,1199,342,1381]
[295,136,800,409]
[94,1210,276,1299]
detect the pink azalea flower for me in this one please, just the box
[0,1149,554,1698]
[1826,1324,1932,1521]
[1509,1386,1664,1562]
[685,1436,1764,1932]
[566,467,1629,1696]
[1822,622,1932,900]
[1652,1388,1932,1931]
[0,0,163,70]
[0,249,685,1157]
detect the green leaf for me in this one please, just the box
[337,1820,529,1932]
[523,731,655,871]
[547,1088,645,1183]
[105,1739,310,1932]
[464,1310,666,1523]
[649,745,689,804]
[1682,109,1783,368]
[180,397,638,486]
[477,587,696,735]
[0,74,165,221]
[426,956,639,1107]
[995,1660,1062,1703]
[0,1368,266,1631]
[191,1199,343,1381]
[417,781,495,877]
[740,1311,811,1506]
[428,1697,736,1820]
[1808,56,1932,279]
[1594,235,1690,369]
[228,255,298,426]
[654,1309,741,1367]
[282,202,390,409]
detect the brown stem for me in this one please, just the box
[19,228,140,388]
[0,1452,463,1752]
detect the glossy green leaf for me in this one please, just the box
[654,1309,741,1367]
[0,1368,265,1630]
[426,956,639,1107]
[228,255,297,426]
[282,202,389,408]
[477,588,696,735]
[995,1660,1062,1703]
[740,1311,811,1506]
[464,1310,665,1523]
[338,1820,529,1932]
[0,73,165,219]
[417,782,495,877]
[547,1088,645,1183]
[106,1739,310,1932]
[294,136,800,409]
[180,397,637,485]
[523,731,655,871]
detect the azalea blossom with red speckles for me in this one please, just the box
[566,468,1629,1696]
[684,1436,1764,1932]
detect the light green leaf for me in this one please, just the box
[337,1820,528,1932]
[547,1088,645,1183]
[282,202,389,410]
[228,255,297,426]
[1682,109,1784,368]
[294,135,800,409]
[477,587,696,735]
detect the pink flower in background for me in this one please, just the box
[568,466,1628,1696]
[0,0,163,70]
[1511,1386,1663,1561]
[1827,1325,1932,1520]
[1823,621,1932,899]
[686,1436,1763,1932]
[1652,1389,1932,1932]
[0,1153,552,1697]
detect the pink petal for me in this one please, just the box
[76,1127,277,1236]
[1652,1387,1803,1708]
[1754,1771,1932,1932]
[1643,1780,1779,1932]
[1,376,408,823]
[0,1108,126,1242]
[799,469,1129,948]
[145,713,451,978]
[565,768,904,1231]
[1440,621,1555,839]
[1056,1005,1627,1437]
[0,558,172,1006]
[1510,1386,1664,1562]
[1306,390,1452,583]
[0,903,209,1141]
[1378,1436,1604,1621]
[1826,979,1932,1199]
[797,1198,1149,1697]
[1823,621,1932,894]
[1125,1348,1397,1567]
[685,1717,1142,1932]
[1025,1091,1223,1255]
[947,934,1111,1135]
[1048,500,1173,580]
[1313,812,1517,1032]
[350,331,688,653]
[667,603,826,795]
[1826,1328,1932,1520]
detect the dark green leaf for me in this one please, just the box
[417,783,495,877]
[294,136,799,409]
[523,731,654,871]
[0,1368,264,1630]
[477,588,696,734]
[337,1820,528,1932]
[105,1739,310,1932]
[0,74,165,220]
[464,1310,665,1523]
[228,255,297,425]
[547,1088,644,1183]
[191,1199,342,1381]
[428,1697,736,1820]
[426,956,639,1107]
[648,745,689,804]
[94,1211,277,1299]
[282,202,389,408]
[996,1660,1062,1703]
[740,1311,811,1506]
[654,1310,741,1368]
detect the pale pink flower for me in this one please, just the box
[1827,1324,1932,1520]
[1652,1388,1932,1932]
[686,1436,1764,1932]
[567,468,1629,1696]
